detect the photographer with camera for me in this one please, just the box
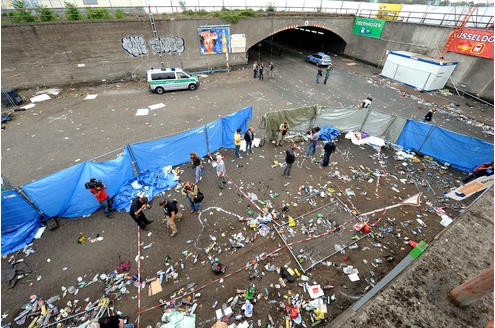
[129,196,153,230]
[86,178,112,218]
[182,181,203,214]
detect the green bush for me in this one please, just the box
[239,9,256,17]
[65,2,82,20]
[114,9,125,19]
[36,6,58,22]
[266,3,276,12]
[86,7,111,20]
[11,0,35,23]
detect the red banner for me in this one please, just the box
[447,28,494,59]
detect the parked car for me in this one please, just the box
[305,52,332,66]
[147,67,200,94]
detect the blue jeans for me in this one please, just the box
[187,195,201,211]
[195,165,204,183]
[235,145,240,158]
[99,197,111,217]
[246,142,252,153]
[306,142,317,157]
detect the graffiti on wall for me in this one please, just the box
[121,36,148,57]
[121,36,185,57]
[149,36,185,54]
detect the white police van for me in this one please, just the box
[147,67,200,94]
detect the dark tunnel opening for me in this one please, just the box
[247,26,346,63]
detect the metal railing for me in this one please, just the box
[1,3,493,29]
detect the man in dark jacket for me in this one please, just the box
[129,196,153,229]
[322,138,337,167]
[283,147,296,178]
[244,127,254,154]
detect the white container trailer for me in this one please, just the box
[381,50,458,91]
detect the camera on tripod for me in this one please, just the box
[85,178,104,189]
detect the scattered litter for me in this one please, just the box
[30,94,51,102]
[135,108,149,116]
[84,94,97,100]
[148,103,166,110]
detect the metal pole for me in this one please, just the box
[417,125,434,153]
[274,224,307,273]
[280,201,337,226]
[358,108,372,132]
[305,233,369,271]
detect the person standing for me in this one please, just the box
[306,127,321,158]
[159,199,182,237]
[88,179,112,218]
[244,127,254,154]
[258,62,264,80]
[252,62,258,78]
[277,121,289,146]
[423,108,436,122]
[316,67,323,83]
[322,138,337,167]
[360,97,373,108]
[190,152,204,183]
[182,181,202,213]
[216,154,227,189]
[234,129,242,158]
[323,65,331,85]
[283,147,296,178]
[269,62,274,79]
[129,196,153,229]
[463,161,494,183]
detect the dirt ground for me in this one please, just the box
[1,52,493,328]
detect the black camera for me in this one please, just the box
[85,178,104,189]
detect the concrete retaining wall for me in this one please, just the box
[1,16,492,100]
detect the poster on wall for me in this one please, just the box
[198,25,230,55]
[447,28,494,59]
[375,3,402,21]
[230,34,246,53]
[352,18,385,39]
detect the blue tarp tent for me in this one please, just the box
[221,106,252,148]
[1,190,42,256]
[112,167,179,212]
[21,149,134,218]
[0,106,249,255]
[130,127,209,173]
[396,120,494,172]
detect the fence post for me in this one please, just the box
[204,123,211,154]
[449,266,494,307]
[359,107,372,132]
[126,145,141,175]
[417,125,434,153]
[17,187,47,219]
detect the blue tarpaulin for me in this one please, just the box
[221,106,252,148]
[112,166,179,212]
[1,190,42,256]
[319,125,340,141]
[22,149,134,218]
[130,127,209,173]
[396,120,494,172]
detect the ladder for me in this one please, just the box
[148,4,165,69]
[437,5,477,58]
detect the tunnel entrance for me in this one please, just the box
[247,26,346,64]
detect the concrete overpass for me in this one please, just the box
[1,14,493,100]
